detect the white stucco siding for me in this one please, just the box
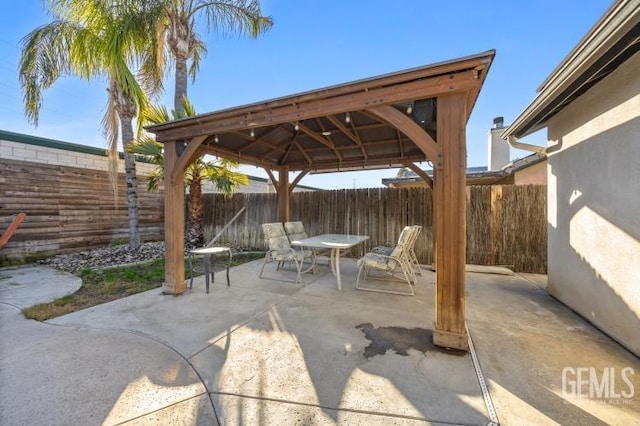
[546,51,640,356]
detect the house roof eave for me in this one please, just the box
[502,0,640,139]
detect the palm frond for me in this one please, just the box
[19,20,98,125]
[145,167,165,192]
[181,95,197,118]
[201,160,249,197]
[141,103,171,125]
[129,137,164,164]
[193,0,274,38]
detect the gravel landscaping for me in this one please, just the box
[40,242,264,275]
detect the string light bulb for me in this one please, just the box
[294,123,299,131]
[406,105,413,115]
[250,129,255,138]
[214,135,219,143]
[345,112,351,124]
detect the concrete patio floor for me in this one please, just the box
[1,259,638,425]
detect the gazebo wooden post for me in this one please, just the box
[162,140,186,295]
[278,167,290,222]
[433,93,469,351]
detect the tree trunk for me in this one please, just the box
[120,118,141,250]
[186,177,203,248]
[174,56,188,118]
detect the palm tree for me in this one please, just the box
[138,0,273,116]
[131,98,249,247]
[19,0,157,249]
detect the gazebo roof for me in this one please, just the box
[148,50,495,174]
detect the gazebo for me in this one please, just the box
[147,50,495,351]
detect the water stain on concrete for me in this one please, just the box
[356,323,466,358]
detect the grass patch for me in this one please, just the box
[23,252,264,321]
[23,258,166,321]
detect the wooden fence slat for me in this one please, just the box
[1,158,164,263]
[201,184,546,273]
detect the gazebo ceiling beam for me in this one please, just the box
[201,144,281,169]
[396,129,405,157]
[314,117,343,162]
[153,70,481,141]
[293,140,314,166]
[292,153,427,172]
[237,125,285,153]
[326,115,360,146]
[296,121,334,149]
[278,140,296,165]
[326,114,368,161]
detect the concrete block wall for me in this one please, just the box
[0,136,157,175]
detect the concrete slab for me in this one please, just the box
[49,263,317,358]
[466,271,640,425]
[190,272,488,424]
[0,313,213,425]
[0,265,81,308]
[214,394,454,425]
[1,259,638,425]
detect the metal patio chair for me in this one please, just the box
[260,222,315,284]
[371,225,422,276]
[356,226,416,296]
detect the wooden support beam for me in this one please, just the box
[163,140,187,295]
[366,105,442,167]
[433,93,468,351]
[289,171,309,194]
[264,168,280,193]
[402,161,433,188]
[170,135,207,185]
[278,167,290,222]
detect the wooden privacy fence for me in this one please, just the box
[0,158,164,264]
[204,185,547,273]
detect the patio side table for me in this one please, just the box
[189,247,232,293]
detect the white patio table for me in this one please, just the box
[290,234,369,290]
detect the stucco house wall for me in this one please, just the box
[546,51,640,356]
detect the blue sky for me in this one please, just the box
[0,1,612,189]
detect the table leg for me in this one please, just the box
[204,255,210,294]
[188,253,194,289]
[211,254,216,285]
[334,248,343,291]
[226,249,232,286]
[329,249,337,277]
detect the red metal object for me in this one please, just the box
[0,213,26,250]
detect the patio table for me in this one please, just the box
[188,247,232,293]
[290,234,369,290]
